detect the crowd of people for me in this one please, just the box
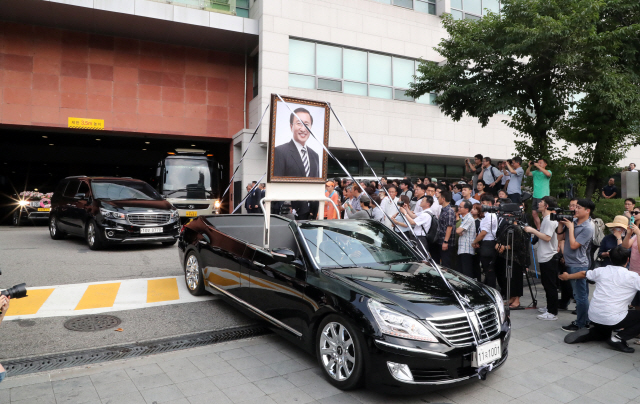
[245,155,640,354]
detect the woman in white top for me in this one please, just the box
[381,185,399,228]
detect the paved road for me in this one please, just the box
[0,226,252,360]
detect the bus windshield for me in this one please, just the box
[162,158,216,198]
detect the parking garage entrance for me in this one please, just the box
[0,126,231,224]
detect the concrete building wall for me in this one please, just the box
[0,21,247,139]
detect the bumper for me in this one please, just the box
[169,199,220,219]
[27,211,50,220]
[100,220,180,244]
[365,318,511,392]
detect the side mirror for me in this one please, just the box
[74,193,86,200]
[271,247,296,263]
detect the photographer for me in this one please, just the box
[558,199,595,332]
[505,157,525,204]
[562,246,640,353]
[524,196,559,321]
[526,158,552,230]
[494,207,530,309]
[472,195,498,288]
[402,195,435,258]
[0,295,9,383]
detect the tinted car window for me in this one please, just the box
[54,180,68,196]
[78,181,90,195]
[63,180,80,198]
[299,220,420,268]
[91,180,162,201]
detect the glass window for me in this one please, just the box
[451,9,463,19]
[236,0,249,7]
[465,14,481,21]
[483,0,500,14]
[367,161,384,176]
[393,0,413,8]
[394,89,413,102]
[368,53,392,86]
[344,49,367,82]
[406,163,426,177]
[415,0,436,15]
[372,0,391,4]
[236,8,249,18]
[289,73,314,89]
[317,44,342,79]
[426,165,445,177]
[344,81,367,96]
[451,0,462,8]
[348,160,360,175]
[369,85,393,99]
[416,93,436,104]
[446,165,464,177]
[289,39,314,75]
[318,78,342,92]
[63,180,80,198]
[393,57,415,88]
[384,162,405,176]
[465,0,482,15]
[92,180,162,201]
[328,159,342,176]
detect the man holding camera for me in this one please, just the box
[505,157,525,204]
[558,199,595,332]
[0,295,9,383]
[402,196,434,258]
[526,158,552,230]
[472,195,499,288]
[561,246,640,353]
[525,196,559,321]
[478,157,503,196]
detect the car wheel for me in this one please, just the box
[162,240,177,247]
[86,219,104,250]
[316,315,366,390]
[184,252,205,296]
[49,216,66,240]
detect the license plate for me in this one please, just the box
[140,227,162,234]
[38,208,51,212]
[185,211,197,217]
[473,339,501,367]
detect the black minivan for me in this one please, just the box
[49,176,180,250]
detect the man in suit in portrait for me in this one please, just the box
[273,107,320,178]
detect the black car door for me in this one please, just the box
[59,179,80,233]
[68,181,91,230]
[247,230,312,337]
[199,227,250,299]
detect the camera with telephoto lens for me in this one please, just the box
[549,208,574,222]
[482,203,527,227]
[0,270,28,301]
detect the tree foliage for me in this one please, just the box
[408,0,640,198]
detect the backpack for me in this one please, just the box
[421,212,439,244]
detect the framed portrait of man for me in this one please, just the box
[267,94,330,183]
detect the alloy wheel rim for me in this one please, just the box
[50,218,56,235]
[88,224,95,246]
[185,255,199,290]
[320,322,355,381]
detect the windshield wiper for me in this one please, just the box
[164,188,212,197]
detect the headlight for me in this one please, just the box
[99,208,126,220]
[368,299,438,342]
[170,210,180,220]
[213,200,221,208]
[18,200,29,206]
[488,287,506,323]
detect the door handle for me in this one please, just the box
[253,261,265,267]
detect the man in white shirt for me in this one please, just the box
[381,185,399,228]
[402,195,434,258]
[472,195,499,288]
[561,246,640,353]
[455,184,479,206]
[425,184,441,218]
[412,184,427,214]
[525,196,559,321]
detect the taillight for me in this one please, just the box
[180,225,186,235]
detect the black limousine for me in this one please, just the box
[178,215,509,391]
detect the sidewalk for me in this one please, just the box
[2,298,640,404]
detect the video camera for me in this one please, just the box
[549,208,574,222]
[0,270,28,300]
[482,203,527,227]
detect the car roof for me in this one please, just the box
[63,176,143,182]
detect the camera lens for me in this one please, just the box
[1,283,27,299]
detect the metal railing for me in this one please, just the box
[149,0,237,16]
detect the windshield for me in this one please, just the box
[299,220,420,269]
[91,180,162,201]
[163,158,214,198]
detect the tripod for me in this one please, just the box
[504,227,537,308]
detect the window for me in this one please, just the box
[372,0,436,15]
[63,180,80,198]
[384,162,405,176]
[446,165,464,178]
[366,161,384,176]
[406,163,426,177]
[451,0,500,20]
[289,39,436,104]
[236,0,249,18]
[426,165,445,178]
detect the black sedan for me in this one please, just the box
[178,215,509,391]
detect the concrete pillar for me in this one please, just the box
[622,171,639,199]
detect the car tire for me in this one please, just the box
[86,219,105,250]
[184,251,205,296]
[316,315,366,390]
[162,240,178,247]
[49,216,66,239]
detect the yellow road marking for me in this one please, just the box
[4,289,55,316]
[147,278,180,303]
[75,283,121,311]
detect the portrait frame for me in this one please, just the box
[267,94,330,183]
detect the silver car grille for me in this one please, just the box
[128,213,171,226]
[427,305,500,346]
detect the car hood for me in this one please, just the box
[99,199,174,212]
[330,262,495,319]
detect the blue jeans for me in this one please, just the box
[568,266,590,327]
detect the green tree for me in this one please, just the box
[408,0,640,198]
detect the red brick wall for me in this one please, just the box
[0,22,246,138]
